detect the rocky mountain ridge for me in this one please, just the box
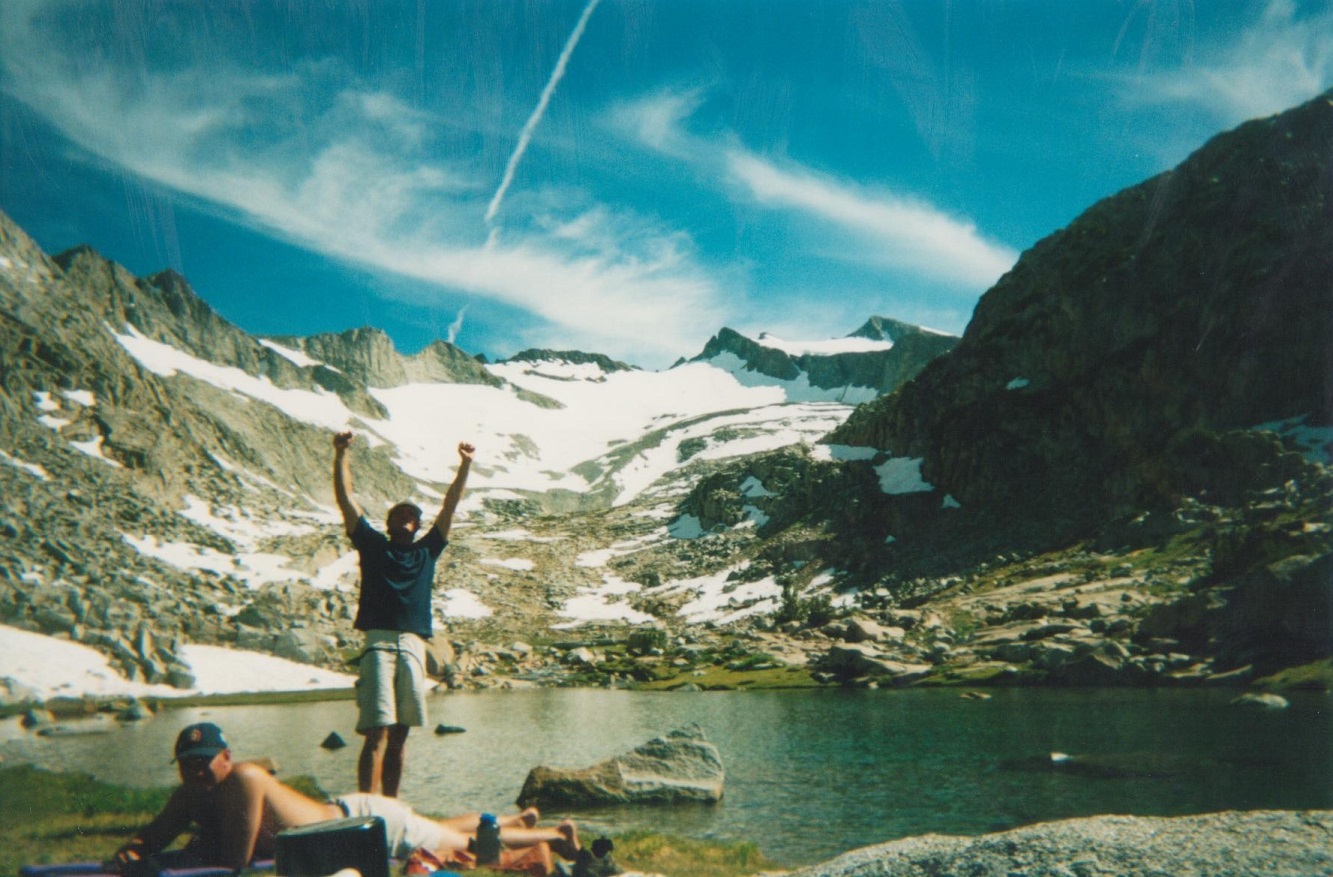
[692,317,957,403]
[831,89,1333,527]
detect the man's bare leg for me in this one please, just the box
[438,807,540,832]
[496,820,580,860]
[358,727,388,794]
[381,725,410,798]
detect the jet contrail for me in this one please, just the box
[484,0,602,226]
[446,305,469,345]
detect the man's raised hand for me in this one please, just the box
[334,431,354,451]
[458,442,475,462]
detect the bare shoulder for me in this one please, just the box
[229,761,279,789]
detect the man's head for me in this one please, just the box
[174,722,231,787]
[386,502,423,542]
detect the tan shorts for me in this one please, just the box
[356,630,427,733]
[334,793,447,858]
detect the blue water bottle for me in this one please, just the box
[475,813,502,865]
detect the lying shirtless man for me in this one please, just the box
[109,723,579,874]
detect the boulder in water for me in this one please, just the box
[517,723,724,807]
[1229,692,1289,710]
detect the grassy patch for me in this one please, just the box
[639,664,820,691]
[1254,658,1333,692]
[0,766,332,877]
[601,829,776,877]
[0,688,358,721]
[468,829,775,877]
[0,764,175,875]
[143,688,355,711]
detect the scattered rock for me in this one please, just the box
[320,732,347,750]
[36,717,112,737]
[117,698,153,721]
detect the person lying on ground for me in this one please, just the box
[108,723,579,874]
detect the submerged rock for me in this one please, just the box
[1230,692,1289,710]
[517,723,724,807]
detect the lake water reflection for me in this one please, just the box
[3,687,1329,866]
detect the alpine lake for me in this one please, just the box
[2,686,1329,867]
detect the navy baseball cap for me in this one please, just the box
[174,722,228,761]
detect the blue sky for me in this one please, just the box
[2,1,1330,368]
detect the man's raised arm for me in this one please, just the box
[333,431,364,538]
[433,442,474,540]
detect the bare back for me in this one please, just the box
[189,762,341,865]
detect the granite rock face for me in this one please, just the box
[790,810,1333,877]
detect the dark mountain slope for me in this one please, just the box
[830,90,1333,526]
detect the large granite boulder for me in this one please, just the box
[516,724,724,807]
[791,810,1333,877]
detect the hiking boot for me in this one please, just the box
[570,837,620,877]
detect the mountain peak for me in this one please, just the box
[502,348,637,374]
[692,322,957,401]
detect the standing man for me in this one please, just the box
[333,430,474,797]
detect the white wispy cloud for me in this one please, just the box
[1124,0,1333,122]
[726,151,1016,289]
[0,0,725,364]
[609,88,709,158]
[614,88,1016,292]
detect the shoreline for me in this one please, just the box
[5,656,1329,721]
[2,760,1328,877]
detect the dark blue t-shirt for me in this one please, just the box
[350,515,447,638]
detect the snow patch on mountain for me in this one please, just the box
[438,589,492,619]
[112,323,356,432]
[754,332,893,356]
[483,557,535,572]
[0,624,355,700]
[259,338,335,370]
[0,449,49,480]
[875,457,933,494]
[552,574,655,629]
[122,533,312,589]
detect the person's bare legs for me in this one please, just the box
[381,725,410,797]
[358,726,388,794]
[496,820,580,860]
[509,807,540,829]
[438,807,540,832]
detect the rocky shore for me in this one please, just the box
[786,810,1333,877]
